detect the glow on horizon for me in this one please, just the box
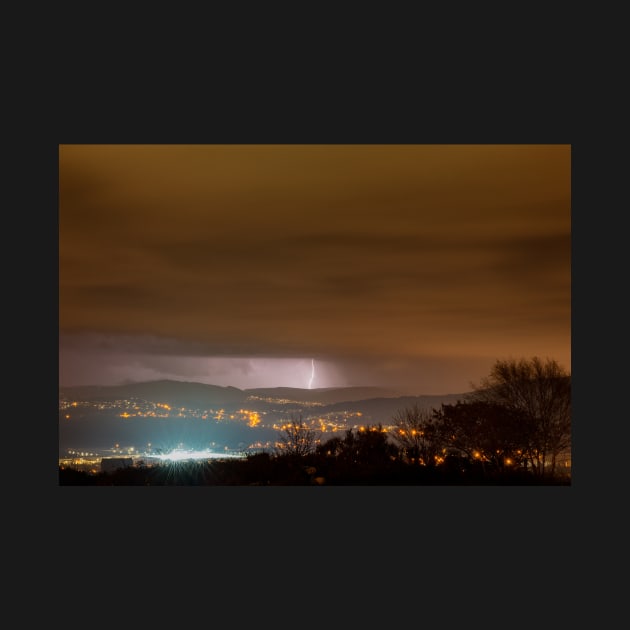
[151,448,245,461]
[59,349,338,389]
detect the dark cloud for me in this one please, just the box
[492,232,571,281]
[59,144,571,391]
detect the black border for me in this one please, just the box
[22,40,600,611]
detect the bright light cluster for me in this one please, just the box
[152,448,245,461]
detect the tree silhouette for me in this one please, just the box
[433,400,530,476]
[318,425,397,466]
[274,414,320,457]
[390,403,442,466]
[467,357,571,478]
[348,424,398,466]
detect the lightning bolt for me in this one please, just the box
[308,358,315,389]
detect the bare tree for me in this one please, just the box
[274,414,320,457]
[433,400,530,474]
[390,403,443,466]
[468,357,571,477]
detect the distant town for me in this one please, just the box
[58,363,571,485]
[58,383,438,473]
[59,393,366,430]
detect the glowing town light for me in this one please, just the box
[152,448,245,461]
[309,358,315,389]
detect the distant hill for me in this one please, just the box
[318,394,469,422]
[59,380,247,408]
[58,380,473,452]
[244,386,410,405]
[60,380,466,409]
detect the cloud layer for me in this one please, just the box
[59,144,571,392]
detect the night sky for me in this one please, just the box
[59,144,571,394]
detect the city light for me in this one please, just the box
[151,448,245,462]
